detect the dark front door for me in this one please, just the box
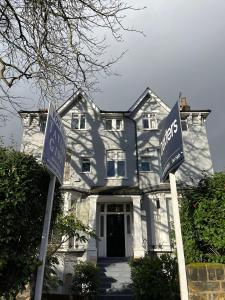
[107,214,125,257]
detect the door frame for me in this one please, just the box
[97,203,133,257]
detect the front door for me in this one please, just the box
[107,214,125,257]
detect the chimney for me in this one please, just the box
[180,97,190,111]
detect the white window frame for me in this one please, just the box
[81,157,91,173]
[142,112,158,130]
[104,118,124,131]
[71,113,86,130]
[106,150,126,178]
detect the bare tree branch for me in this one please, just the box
[0,0,144,109]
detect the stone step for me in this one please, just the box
[98,295,134,300]
[97,258,133,299]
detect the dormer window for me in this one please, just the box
[71,113,86,129]
[142,113,157,129]
[105,118,123,131]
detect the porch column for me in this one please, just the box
[132,196,145,258]
[86,195,98,263]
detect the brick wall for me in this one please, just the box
[186,263,225,300]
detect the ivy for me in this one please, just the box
[0,148,62,298]
[180,172,225,263]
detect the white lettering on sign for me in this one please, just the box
[160,119,178,154]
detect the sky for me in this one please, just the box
[1,0,225,171]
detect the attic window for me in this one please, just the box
[71,113,86,129]
[142,113,157,129]
[104,118,123,131]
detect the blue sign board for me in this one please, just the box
[159,101,184,182]
[42,103,67,184]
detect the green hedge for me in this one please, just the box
[130,254,180,300]
[180,172,225,263]
[0,148,62,298]
[72,261,99,299]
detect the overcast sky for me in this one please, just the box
[1,0,225,171]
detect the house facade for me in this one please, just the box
[19,87,213,287]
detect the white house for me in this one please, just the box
[19,87,213,290]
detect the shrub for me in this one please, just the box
[130,254,180,300]
[180,172,225,263]
[72,261,99,299]
[0,148,62,298]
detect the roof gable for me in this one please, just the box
[128,87,170,116]
[57,90,100,117]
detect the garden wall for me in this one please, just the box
[186,263,225,300]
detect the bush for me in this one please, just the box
[180,172,225,263]
[72,261,99,299]
[130,254,180,300]
[0,148,62,298]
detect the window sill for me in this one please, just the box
[142,128,159,131]
[103,129,125,132]
[104,177,128,180]
[71,128,89,131]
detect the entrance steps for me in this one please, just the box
[97,257,133,300]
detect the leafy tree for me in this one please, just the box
[0,147,62,298]
[42,212,97,294]
[180,172,225,263]
[0,148,97,298]
[0,0,142,110]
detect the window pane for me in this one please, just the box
[100,215,104,237]
[107,151,116,160]
[117,151,125,160]
[126,204,131,212]
[68,236,74,248]
[82,158,90,172]
[40,118,46,133]
[64,155,71,180]
[141,161,151,171]
[116,119,122,130]
[71,115,79,129]
[117,160,125,177]
[150,118,157,129]
[127,215,131,234]
[100,204,105,212]
[80,114,86,129]
[143,118,149,129]
[181,120,188,131]
[105,119,112,130]
[107,204,123,212]
[107,161,115,177]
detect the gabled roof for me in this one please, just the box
[128,87,170,115]
[57,89,101,116]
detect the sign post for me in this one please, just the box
[159,102,188,300]
[34,103,66,300]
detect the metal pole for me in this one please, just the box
[34,175,56,300]
[169,172,189,300]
